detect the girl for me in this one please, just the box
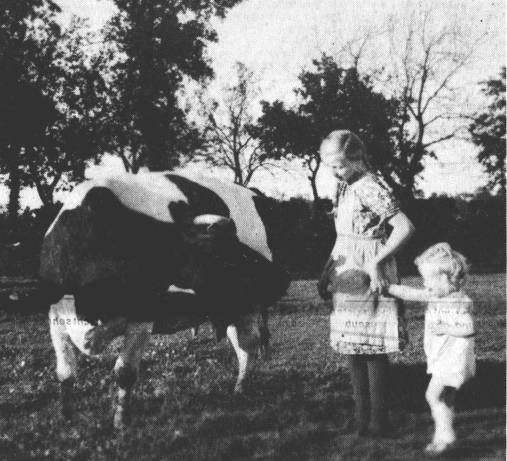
[388,243,475,455]
[318,130,415,436]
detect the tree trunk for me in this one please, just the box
[7,159,21,231]
[308,172,320,203]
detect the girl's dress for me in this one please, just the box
[329,172,408,354]
[424,291,476,388]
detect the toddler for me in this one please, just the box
[388,242,475,455]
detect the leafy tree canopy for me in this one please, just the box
[469,67,506,196]
[100,0,242,172]
[253,55,407,201]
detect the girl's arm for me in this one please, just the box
[388,284,431,302]
[430,299,475,337]
[368,211,415,291]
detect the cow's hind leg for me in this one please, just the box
[227,312,262,393]
[49,300,78,420]
[113,322,153,429]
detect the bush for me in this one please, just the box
[0,195,504,278]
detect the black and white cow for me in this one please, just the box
[5,172,289,428]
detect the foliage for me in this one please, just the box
[99,0,242,173]
[469,67,506,196]
[0,2,109,215]
[0,0,61,218]
[253,55,404,201]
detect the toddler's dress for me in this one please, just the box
[424,291,476,388]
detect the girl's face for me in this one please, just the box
[321,145,366,182]
[419,263,454,297]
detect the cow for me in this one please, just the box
[3,172,289,429]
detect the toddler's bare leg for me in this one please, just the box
[425,377,457,454]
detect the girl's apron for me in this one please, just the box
[329,182,407,354]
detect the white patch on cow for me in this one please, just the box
[167,285,196,295]
[49,295,96,356]
[45,173,189,236]
[173,173,273,262]
[49,300,78,381]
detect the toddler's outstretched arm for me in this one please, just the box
[387,284,431,302]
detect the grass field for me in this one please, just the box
[0,274,505,460]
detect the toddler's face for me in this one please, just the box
[419,263,454,297]
[320,145,361,182]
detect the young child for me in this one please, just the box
[388,242,475,455]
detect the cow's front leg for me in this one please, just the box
[113,321,153,429]
[49,300,78,420]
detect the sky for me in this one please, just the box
[1,0,504,209]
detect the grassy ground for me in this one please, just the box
[0,274,504,460]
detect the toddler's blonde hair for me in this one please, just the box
[415,242,470,288]
[320,130,369,164]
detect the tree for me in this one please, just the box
[469,67,506,196]
[24,18,110,207]
[1,5,109,214]
[322,3,492,196]
[199,62,273,186]
[383,4,489,195]
[254,55,401,202]
[0,0,61,220]
[100,0,242,173]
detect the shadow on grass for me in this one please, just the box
[390,360,506,413]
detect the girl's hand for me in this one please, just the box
[367,261,388,294]
[317,272,332,300]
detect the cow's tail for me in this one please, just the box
[0,281,64,320]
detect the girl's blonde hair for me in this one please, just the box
[415,242,470,287]
[320,130,370,165]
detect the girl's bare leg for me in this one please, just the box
[347,355,370,434]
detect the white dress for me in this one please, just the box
[424,291,476,388]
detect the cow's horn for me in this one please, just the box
[193,214,229,226]
[193,214,235,232]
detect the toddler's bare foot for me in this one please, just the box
[424,439,456,456]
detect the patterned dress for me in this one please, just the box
[329,172,408,354]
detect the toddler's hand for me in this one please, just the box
[367,262,388,294]
[429,322,445,335]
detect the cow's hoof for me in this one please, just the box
[113,408,131,430]
[234,383,244,394]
